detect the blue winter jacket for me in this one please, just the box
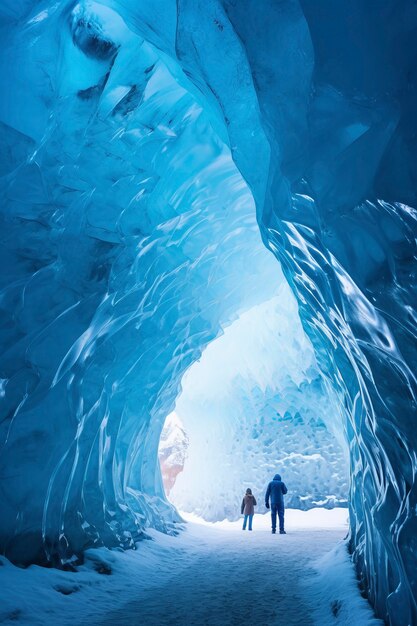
[265,474,288,506]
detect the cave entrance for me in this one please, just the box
[158,288,349,528]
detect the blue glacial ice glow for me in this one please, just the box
[0,2,417,625]
[0,0,280,565]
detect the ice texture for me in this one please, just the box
[167,293,348,520]
[217,3,417,624]
[0,2,416,625]
[0,0,280,565]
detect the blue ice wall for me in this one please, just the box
[0,2,416,625]
[219,2,417,624]
[0,0,279,564]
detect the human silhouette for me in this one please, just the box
[265,474,288,534]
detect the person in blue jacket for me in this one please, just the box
[265,473,288,534]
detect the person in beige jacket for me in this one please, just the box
[241,488,257,531]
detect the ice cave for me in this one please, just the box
[0,1,416,625]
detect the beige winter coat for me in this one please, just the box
[241,494,257,516]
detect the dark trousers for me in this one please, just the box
[271,503,285,532]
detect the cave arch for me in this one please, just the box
[159,293,349,522]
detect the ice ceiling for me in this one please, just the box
[0,1,416,625]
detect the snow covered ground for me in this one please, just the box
[0,510,383,626]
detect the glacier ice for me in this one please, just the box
[0,0,280,565]
[0,1,416,625]
[219,2,417,624]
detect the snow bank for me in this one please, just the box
[181,507,350,531]
[306,542,384,626]
[0,529,190,626]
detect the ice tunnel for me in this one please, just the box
[0,1,416,625]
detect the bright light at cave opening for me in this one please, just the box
[158,285,350,526]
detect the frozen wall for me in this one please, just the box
[0,2,416,625]
[0,0,280,565]
[217,2,417,624]
[167,292,348,521]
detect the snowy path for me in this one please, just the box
[98,524,337,626]
[91,511,380,626]
[0,510,382,626]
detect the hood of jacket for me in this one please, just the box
[273,474,281,481]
